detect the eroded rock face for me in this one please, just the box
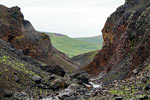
[0,5,52,64]
[85,0,150,83]
[0,5,78,72]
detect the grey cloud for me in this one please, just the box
[0,0,124,37]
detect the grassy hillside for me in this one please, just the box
[46,33,102,57]
[75,35,103,45]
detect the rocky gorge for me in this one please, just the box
[0,0,150,100]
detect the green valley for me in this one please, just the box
[46,32,102,57]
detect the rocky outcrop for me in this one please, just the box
[85,0,150,83]
[0,5,78,72]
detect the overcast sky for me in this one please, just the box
[0,0,124,37]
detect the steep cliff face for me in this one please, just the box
[85,0,150,83]
[0,5,78,72]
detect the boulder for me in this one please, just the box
[71,72,90,84]
[50,78,69,90]
[132,69,138,75]
[32,75,42,83]
[58,84,78,99]
[45,65,66,77]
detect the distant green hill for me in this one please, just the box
[74,35,103,45]
[45,32,103,57]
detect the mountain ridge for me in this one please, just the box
[75,35,103,45]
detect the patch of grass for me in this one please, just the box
[110,89,124,95]
[146,65,150,69]
[0,55,37,76]
[88,50,98,59]
[0,55,9,62]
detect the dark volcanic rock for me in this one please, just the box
[85,0,150,84]
[71,72,90,84]
[45,65,66,77]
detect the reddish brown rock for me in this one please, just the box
[85,0,150,83]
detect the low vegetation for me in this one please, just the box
[75,35,103,45]
[46,33,102,57]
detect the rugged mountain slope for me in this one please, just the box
[71,50,98,68]
[0,5,78,72]
[0,39,67,99]
[75,35,103,45]
[0,2,150,100]
[0,39,85,100]
[85,0,150,83]
[46,32,101,57]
